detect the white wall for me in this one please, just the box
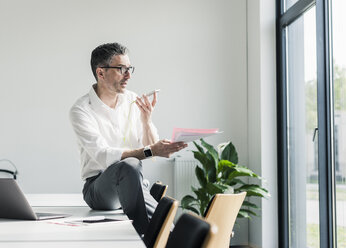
[0,0,279,247]
[247,0,278,247]
[0,0,248,197]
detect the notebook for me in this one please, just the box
[0,178,70,220]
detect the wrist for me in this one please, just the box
[143,145,153,158]
[142,120,153,127]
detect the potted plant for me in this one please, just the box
[180,139,270,220]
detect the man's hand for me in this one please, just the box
[135,92,157,125]
[121,139,187,160]
[150,139,188,158]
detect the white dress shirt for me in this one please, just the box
[70,85,159,181]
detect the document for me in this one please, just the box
[172,128,221,143]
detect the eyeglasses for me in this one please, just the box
[100,66,135,75]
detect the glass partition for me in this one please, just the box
[286,6,319,247]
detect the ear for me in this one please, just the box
[96,68,104,80]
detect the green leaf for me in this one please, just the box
[201,139,219,166]
[193,141,205,154]
[227,178,246,186]
[184,206,200,215]
[227,166,259,181]
[220,167,236,181]
[218,160,235,172]
[205,152,217,182]
[195,166,207,187]
[235,184,270,198]
[205,182,226,195]
[181,195,198,209]
[240,208,258,217]
[192,151,209,174]
[220,141,238,164]
[192,187,209,206]
[242,200,259,209]
[192,151,216,182]
[237,209,251,219]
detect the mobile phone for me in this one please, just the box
[132,89,160,103]
[83,218,121,223]
[144,89,160,97]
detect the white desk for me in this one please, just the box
[0,204,145,247]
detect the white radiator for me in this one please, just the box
[173,158,200,203]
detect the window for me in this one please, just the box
[277,0,338,247]
[285,0,299,10]
[286,7,319,247]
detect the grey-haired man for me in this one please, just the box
[70,42,187,234]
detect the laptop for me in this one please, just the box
[0,178,70,220]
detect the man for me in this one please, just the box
[69,42,187,234]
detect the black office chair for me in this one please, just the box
[0,159,18,179]
[143,196,178,248]
[166,213,217,248]
[150,182,168,202]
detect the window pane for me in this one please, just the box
[286,6,319,247]
[332,1,346,247]
[285,0,299,11]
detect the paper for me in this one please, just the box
[172,128,221,143]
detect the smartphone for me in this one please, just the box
[133,89,160,103]
[144,89,160,97]
[82,218,122,223]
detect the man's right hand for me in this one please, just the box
[150,139,188,158]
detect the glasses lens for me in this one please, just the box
[122,66,134,74]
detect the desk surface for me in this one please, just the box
[0,206,145,248]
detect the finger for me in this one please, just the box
[172,143,188,151]
[152,92,157,107]
[171,141,186,146]
[143,95,152,109]
[136,97,150,113]
[179,144,188,150]
[136,101,150,116]
[136,96,145,107]
[168,147,182,154]
[167,143,185,152]
[135,100,145,111]
[142,95,152,112]
[143,95,151,107]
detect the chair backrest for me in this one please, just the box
[204,192,247,248]
[166,213,218,248]
[143,196,178,248]
[0,159,18,179]
[150,182,168,202]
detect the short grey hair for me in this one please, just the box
[90,42,129,80]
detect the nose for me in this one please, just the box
[124,70,131,79]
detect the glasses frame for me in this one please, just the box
[100,66,135,75]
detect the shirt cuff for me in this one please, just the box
[106,147,125,166]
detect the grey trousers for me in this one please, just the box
[82,157,158,235]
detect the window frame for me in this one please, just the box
[276,0,336,247]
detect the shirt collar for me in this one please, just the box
[89,84,126,112]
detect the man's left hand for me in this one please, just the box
[135,92,157,125]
